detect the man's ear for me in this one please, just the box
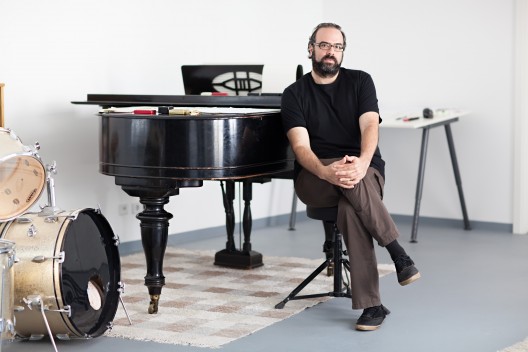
[307,45,313,59]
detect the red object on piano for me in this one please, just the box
[133,109,156,115]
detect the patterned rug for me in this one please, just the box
[108,247,395,348]
[501,339,528,352]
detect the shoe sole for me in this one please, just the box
[399,272,421,286]
[355,306,390,331]
[355,324,381,331]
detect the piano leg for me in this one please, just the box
[120,181,182,314]
[242,179,254,252]
[221,180,237,252]
[214,180,263,269]
[136,196,173,314]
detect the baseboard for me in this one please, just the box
[391,214,513,233]
[119,212,310,256]
[118,211,513,256]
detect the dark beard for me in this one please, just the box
[312,54,341,77]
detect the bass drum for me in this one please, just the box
[0,208,120,339]
[0,239,15,346]
[0,128,45,222]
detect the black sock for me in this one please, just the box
[385,240,407,261]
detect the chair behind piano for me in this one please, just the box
[181,65,263,96]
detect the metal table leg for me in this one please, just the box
[411,128,430,243]
[444,124,471,230]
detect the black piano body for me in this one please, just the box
[72,94,293,313]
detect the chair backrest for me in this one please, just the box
[0,83,4,127]
[181,65,263,96]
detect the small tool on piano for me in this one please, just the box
[158,106,200,116]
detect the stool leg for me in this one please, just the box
[322,221,334,276]
[275,222,352,309]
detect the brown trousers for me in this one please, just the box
[295,159,399,309]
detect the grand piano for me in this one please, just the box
[72,94,293,313]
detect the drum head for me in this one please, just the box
[60,209,120,337]
[0,155,45,221]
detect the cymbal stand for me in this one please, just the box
[39,161,61,217]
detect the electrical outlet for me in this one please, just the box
[131,203,143,215]
[118,204,129,216]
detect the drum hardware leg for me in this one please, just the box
[117,282,132,325]
[39,161,61,217]
[31,251,65,264]
[23,295,59,352]
[118,296,132,325]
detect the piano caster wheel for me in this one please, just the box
[148,294,160,314]
[326,261,334,277]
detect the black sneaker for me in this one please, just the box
[355,305,391,331]
[394,254,421,286]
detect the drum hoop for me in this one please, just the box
[52,208,116,338]
[52,212,82,336]
[0,151,42,164]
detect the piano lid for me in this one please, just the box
[72,94,281,109]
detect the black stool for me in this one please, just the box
[275,206,352,309]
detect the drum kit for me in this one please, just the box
[0,127,130,352]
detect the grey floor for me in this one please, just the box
[3,215,528,352]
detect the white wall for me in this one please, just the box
[326,0,513,224]
[0,0,514,243]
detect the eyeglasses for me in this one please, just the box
[313,41,345,52]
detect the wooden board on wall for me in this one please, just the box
[0,83,4,127]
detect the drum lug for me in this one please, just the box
[113,234,120,246]
[118,281,126,293]
[8,253,17,268]
[27,224,37,237]
[106,321,114,332]
[29,334,45,340]
[0,318,12,336]
[16,217,32,224]
[44,216,59,223]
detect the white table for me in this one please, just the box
[381,109,471,242]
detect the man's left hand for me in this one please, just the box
[333,155,369,188]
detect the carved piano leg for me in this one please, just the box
[214,180,263,269]
[136,196,173,314]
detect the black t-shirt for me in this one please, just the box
[281,67,385,179]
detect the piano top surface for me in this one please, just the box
[72,94,282,109]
